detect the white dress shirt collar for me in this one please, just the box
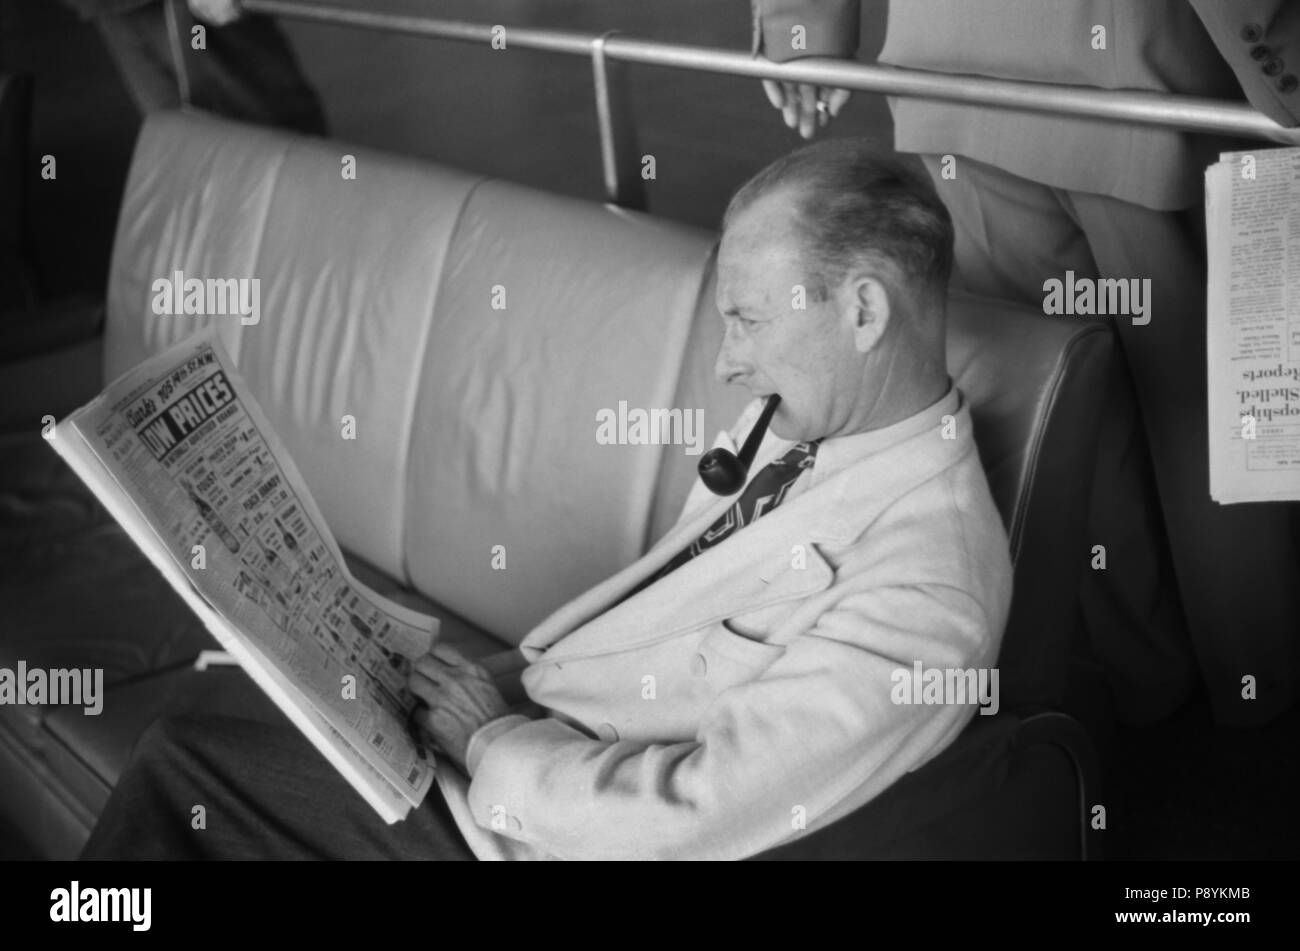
[807,381,961,488]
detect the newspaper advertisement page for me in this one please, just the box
[59,328,438,813]
[1206,147,1300,503]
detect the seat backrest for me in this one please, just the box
[106,111,1112,710]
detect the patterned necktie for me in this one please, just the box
[631,440,821,596]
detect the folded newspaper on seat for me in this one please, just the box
[49,328,439,823]
[1205,146,1300,504]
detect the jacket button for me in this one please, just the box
[1241,24,1263,44]
[597,722,619,742]
[691,653,708,677]
[1264,57,1285,77]
[1279,74,1299,94]
[1251,44,1271,61]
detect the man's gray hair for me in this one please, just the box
[723,137,954,319]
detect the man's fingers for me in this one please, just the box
[428,705,458,732]
[410,708,449,755]
[798,84,818,139]
[408,668,439,705]
[417,646,476,675]
[781,83,799,129]
[409,681,466,735]
[761,61,850,136]
[187,0,242,26]
[431,642,466,665]
[413,653,447,681]
[762,79,785,110]
[825,87,851,116]
[411,705,435,735]
[413,653,492,698]
[411,665,480,715]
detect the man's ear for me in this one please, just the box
[849,275,891,354]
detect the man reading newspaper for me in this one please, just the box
[81,140,1012,861]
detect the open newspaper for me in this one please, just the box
[1205,145,1300,503]
[49,327,439,823]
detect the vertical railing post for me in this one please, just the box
[164,0,193,107]
[591,32,646,210]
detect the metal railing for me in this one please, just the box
[219,0,1300,208]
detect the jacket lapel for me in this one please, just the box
[519,427,746,655]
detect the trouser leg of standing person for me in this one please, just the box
[919,153,1197,724]
[94,0,327,135]
[79,714,476,860]
[93,2,184,115]
[1069,192,1300,725]
[180,2,328,134]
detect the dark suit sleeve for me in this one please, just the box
[1190,0,1300,127]
[752,0,861,62]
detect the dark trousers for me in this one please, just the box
[94,0,327,135]
[80,714,475,860]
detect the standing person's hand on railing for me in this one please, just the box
[188,0,244,26]
[760,65,851,138]
[751,0,862,137]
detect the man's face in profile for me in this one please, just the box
[715,188,871,443]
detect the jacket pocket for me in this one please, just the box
[698,622,787,681]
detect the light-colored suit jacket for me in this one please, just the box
[435,390,1013,859]
[754,0,1300,209]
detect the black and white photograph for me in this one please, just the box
[0,0,1296,927]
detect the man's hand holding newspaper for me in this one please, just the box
[407,643,512,775]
